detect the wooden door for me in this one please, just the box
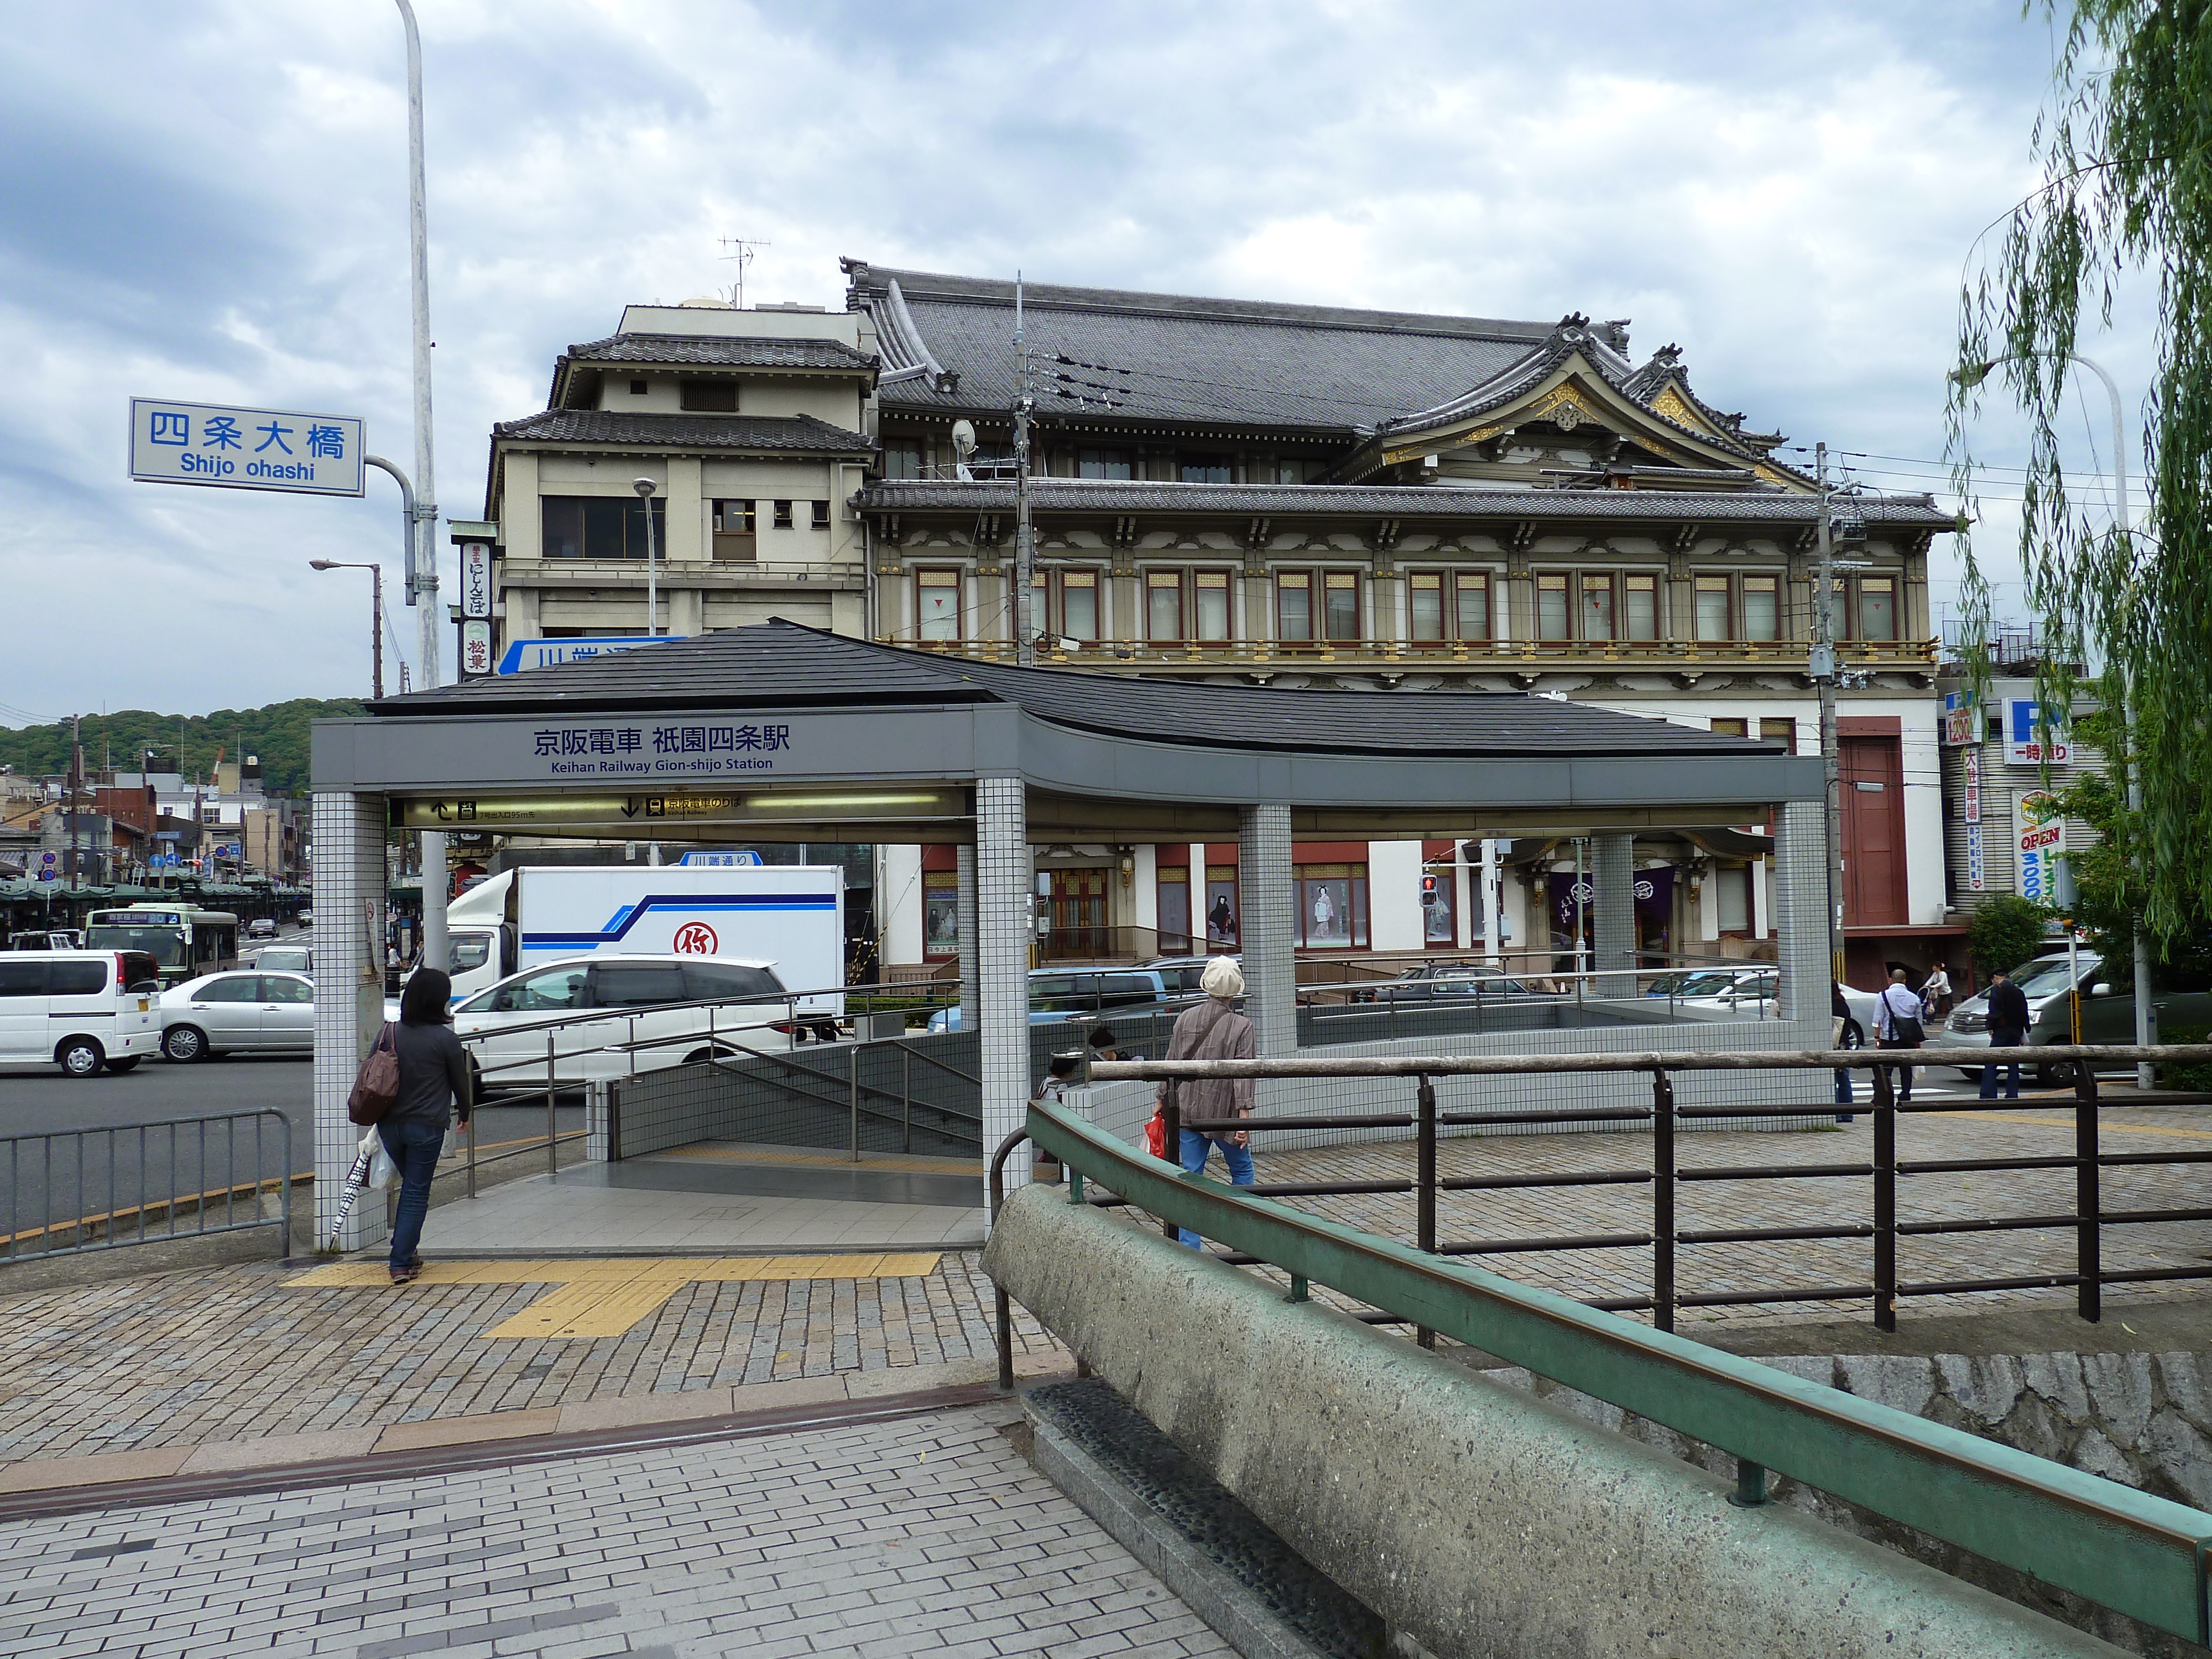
[1839,736,1907,927]
[1048,870,1108,955]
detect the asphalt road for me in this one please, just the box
[0,1055,583,1240]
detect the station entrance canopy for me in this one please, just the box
[307,620,1830,1251]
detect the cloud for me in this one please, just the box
[0,0,2125,717]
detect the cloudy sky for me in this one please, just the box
[0,1,2148,723]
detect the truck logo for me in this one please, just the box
[672,921,719,955]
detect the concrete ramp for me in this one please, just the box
[987,1185,2125,1659]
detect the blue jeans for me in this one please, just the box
[1177,1126,1255,1249]
[378,1118,445,1272]
[1980,1031,2027,1099]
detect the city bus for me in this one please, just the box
[83,904,241,988]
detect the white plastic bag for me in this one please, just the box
[359,1126,401,1192]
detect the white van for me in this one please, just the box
[0,951,163,1077]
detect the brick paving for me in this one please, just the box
[0,1402,1235,1658]
[1220,1099,2212,1328]
[0,1254,1060,1466]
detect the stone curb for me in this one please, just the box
[1026,1407,1332,1659]
[0,1350,1067,1506]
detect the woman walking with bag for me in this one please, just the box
[1876,967,1926,1104]
[382,968,472,1285]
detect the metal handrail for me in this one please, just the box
[993,1069,2212,1644]
[705,1035,985,1131]
[3,1108,292,1262]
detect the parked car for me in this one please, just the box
[1355,964,1553,1004]
[12,929,84,952]
[251,945,312,974]
[1655,971,1880,1042]
[928,967,1173,1033]
[158,969,316,1061]
[1145,956,1237,997]
[246,917,279,941]
[0,951,163,1076]
[1942,950,2212,1084]
[453,953,793,1091]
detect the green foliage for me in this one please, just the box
[0,699,363,796]
[1949,2,2212,940]
[1968,894,2055,975]
[2161,1026,2212,1092]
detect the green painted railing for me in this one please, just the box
[1001,1092,2212,1644]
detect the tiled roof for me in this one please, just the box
[564,333,877,372]
[374,620,1780,761]
[852,478,1958,527]
[493,410,875,453]
[842,261,1559,432]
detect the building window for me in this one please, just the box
[1324,571,1360,641]
[1625,572,1659,640]
[1194,571,1231,641]
[769,500,792,529]
[1295,862,1369,949]
[1146,571,1183,641]
[712,500,755,562]
[1742,574,1780,641]
[1180,454,1232,484]
[883,441,924,480]
[1760,717,1797,752]
[1423,863,1456,945]
[916,570,961,642]
[1455,573,1491,640]
[922,870,958,958]
[1410,572,1491,643]
[1078,447,1132,479]
[1710,718,1748,737]
[1061,570,1098,641]
[811,500,831,530]
[1858,576,1898,640]
[1277,571,1312,641]
[679,378,737,412]
[1204,865,1239,946]
[1714,864,1752,933]
[1157,865,1192,953]
[540,495,665,561]
[628,379,648,396]
[1580,573,1615,641]
[1694,575,1731,641]
[1537,573,1571,641]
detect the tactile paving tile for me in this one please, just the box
[290,1253,946,1339]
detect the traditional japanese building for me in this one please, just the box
[471,262,1960,987]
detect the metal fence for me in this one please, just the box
[1072,1042,2212,1334]
[2,1110,293,1262]
[992,1043,2212,1646]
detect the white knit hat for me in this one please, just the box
[1201,956,1244,999]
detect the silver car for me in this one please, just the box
[159,969,316,1061]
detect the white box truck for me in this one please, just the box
[439,865,846,1014]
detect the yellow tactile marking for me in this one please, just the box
[290,1252,943,1338]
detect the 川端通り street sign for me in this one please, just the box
[129,398,364,497]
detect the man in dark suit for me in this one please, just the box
[1981,966,2033,1101]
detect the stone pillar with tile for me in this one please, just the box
[975,778,1032,1199]
[1237,804,1296,1057]
[312,790,389,1251]
[1591,833,1636,1000]
[956,841,980,1030]
[1771,796,1833,1042]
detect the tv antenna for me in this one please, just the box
[717,236,771,310]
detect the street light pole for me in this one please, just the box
[309,561,386,699]
[395,0,445,972]
[1953,350,2154,1088]
[634,477,659,636]
[1811,441,1845,980]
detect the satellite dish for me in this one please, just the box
[950,420,977,456]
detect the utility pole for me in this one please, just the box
[1812,441,1845,980]
[397,0,446,970]
[1013,275,1035,668]
[67,714,82,889]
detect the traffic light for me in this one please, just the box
[1421,872,1439,907]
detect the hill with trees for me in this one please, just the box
[0,698,364,795]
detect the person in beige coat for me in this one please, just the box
[1161,956,1257,1248]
